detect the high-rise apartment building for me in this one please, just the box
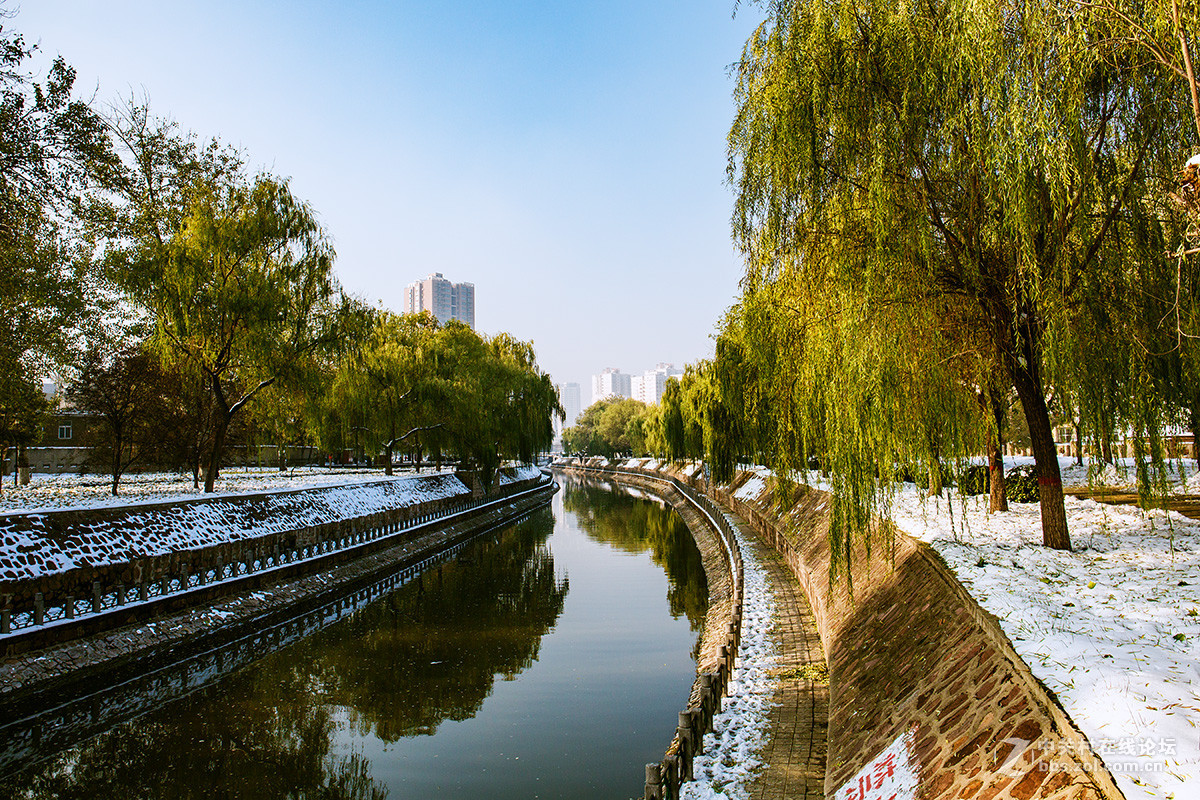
[591,368,631,405]
[560,382,582,427]
[631,363,684,405]
[403,272,476,329]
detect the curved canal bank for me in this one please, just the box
[556,461,828,800]
[561,457,1129,800]
[1,469,555,705]
[0,471,723,798]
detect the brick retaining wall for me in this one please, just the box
[712,472,1125,800]
[573,459,1127,800]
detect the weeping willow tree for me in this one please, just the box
[717,266,987,579]
[486,332,564,465]
[728,0,1180,554]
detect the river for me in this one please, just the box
[0,474,707,799]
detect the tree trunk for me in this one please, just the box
[110,420,126,496]
[988,439,1007,513]
[384,442,394,476]
[986,386,1009,512]
[1189,406,1200,470]
[205,413,231,493]
[111,442,121,497]
[1075,419,1084,467]
[1012,375,1071,549]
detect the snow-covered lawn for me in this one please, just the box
[891,456,1199,800]
[1054,454,1200,493]
[0,466,454,514]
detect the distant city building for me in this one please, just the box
[591,368,631,405]
[631,363,684,405]
[403,272,475,329]
[560,382,582,428]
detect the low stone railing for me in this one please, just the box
[1,471,553,655]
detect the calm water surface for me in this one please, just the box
[0,475,707,799]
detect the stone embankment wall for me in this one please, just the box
[581,458,1125,800]
[1,478,555,706]
[0,468,546,655]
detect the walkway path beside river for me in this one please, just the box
[736,512,829,800]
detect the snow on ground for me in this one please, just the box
[733,466,773,503]
[1003,454,1199,493]
[495,464,543,485]
[889,460,1200,800]
[0,469,472,581]
[685,520,780,800]
[0,466,457,514]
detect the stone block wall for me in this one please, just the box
[1,471,547,642]
[570,459,1128,800]
[709,473,1125,800]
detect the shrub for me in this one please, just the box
[1005,464,1039,503]
[915,462,955,490]
[960,464,990,496]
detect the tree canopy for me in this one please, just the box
[0,12,564,492]
[0,20,114,472]
[720,0,1190,564]
[323,313,562,488]
[562,397,650,458]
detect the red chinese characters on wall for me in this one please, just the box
[838,728,920,800]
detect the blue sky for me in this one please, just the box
[16,0,763,391]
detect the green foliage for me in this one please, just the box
[92,106,342,490]
[0,22,115,235]
[323,314,561,486]
[0,18,562,494]
[68,346,186,494]
[1078,0,1200,142]
[597,398,648,455]
[0,349,49,473]
[486,331,563,466]
[0,21,115,439]
[433,322,561,488]
[960,465,990,497]
[723,0,1186,564]
[563,398,653,458]
[329,310,444,474]
[1005,465,1040,503]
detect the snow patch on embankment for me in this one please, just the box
[892,485,1200,800]
[0,473,470,582]
[684,523,780,800]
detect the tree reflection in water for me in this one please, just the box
[561,478,708,632]
[0,508,566,799]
